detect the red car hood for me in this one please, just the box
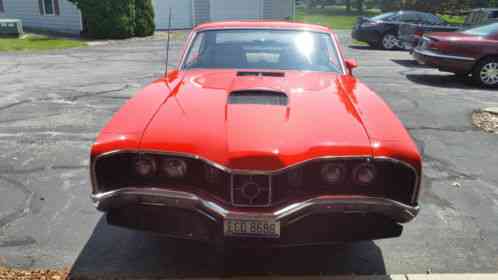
[139,69,372,170]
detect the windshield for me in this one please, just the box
[463,22,498,36]
[182,29,342,73]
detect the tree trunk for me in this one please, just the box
[356,0,363,12]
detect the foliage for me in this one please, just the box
[439,14,465,24]
[68,0,155,39]
[308,0,497,13]
[68,0,135,39]
[135,0,155,37]
[0,34,86,51]
[296,6,379,29]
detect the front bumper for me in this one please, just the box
[413,48,476,74]
[92,188,419,245]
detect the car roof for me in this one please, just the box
[193,21,332,33]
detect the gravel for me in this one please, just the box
[472,110,498,134]
[0,267,68,280]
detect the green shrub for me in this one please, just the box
[135,0,155,37]
[69,0,136,39]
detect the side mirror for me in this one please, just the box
[345,59,358,75]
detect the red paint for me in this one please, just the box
[92,21,421,176]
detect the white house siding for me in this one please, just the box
[0,0,82,34]
[153,0,192,29]
[192,0,210,26]
[210,0,261,21]
[263,0,293,20]
[0,0,295,34]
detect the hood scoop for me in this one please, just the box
[237,71,285,77]
[228,90,288,106]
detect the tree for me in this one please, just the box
[346,0,352,12]
[355,0,364,12]
[68,0,156,39]
[135,0,155,37]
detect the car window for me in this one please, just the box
[400,12,420,23]
[184,32,205,67]
[489,11,498,19]
[371,12,398,21]
[421,13,445,25]
[182,29,342,73]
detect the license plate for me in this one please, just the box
[224,218,280,238]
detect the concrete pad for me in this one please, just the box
[407,274,498,280]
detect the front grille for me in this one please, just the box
[271,158,416,206]
[231,174,271,207]
[94,153,231,203]
[94,154,417,208]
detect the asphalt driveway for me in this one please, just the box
[0,31,497,277]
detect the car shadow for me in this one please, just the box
[391,59,430,68]
[405,73,477,89]
[69,217,387,279]
[349,45,406,52]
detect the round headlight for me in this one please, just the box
[321,163,345,184]
[160,158,188,178]
[134,155,157,177]
[353,163,376,185]
[205,165,222,184]
[287,167,303,188]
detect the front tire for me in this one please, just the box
[380,32,399,50]
[473,58,498,88]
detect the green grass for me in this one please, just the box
[0,34,86,51]
[295,6,380,30]
[439,14,465,25]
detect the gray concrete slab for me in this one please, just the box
[0,30,497,277]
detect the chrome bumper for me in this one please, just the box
[91,188,419,225]
[413,48,476,61]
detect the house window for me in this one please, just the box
[39,0,60,16]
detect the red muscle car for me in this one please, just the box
[413,22,498,87]
[90,21,421,246]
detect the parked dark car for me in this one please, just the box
[413,22,498,87]
[399,8,498,51]
[352,11,452,50]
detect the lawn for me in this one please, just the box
[439,14,465,25]
[0,34,86,51]
[295,6,380,30]
[295,7,466,30]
